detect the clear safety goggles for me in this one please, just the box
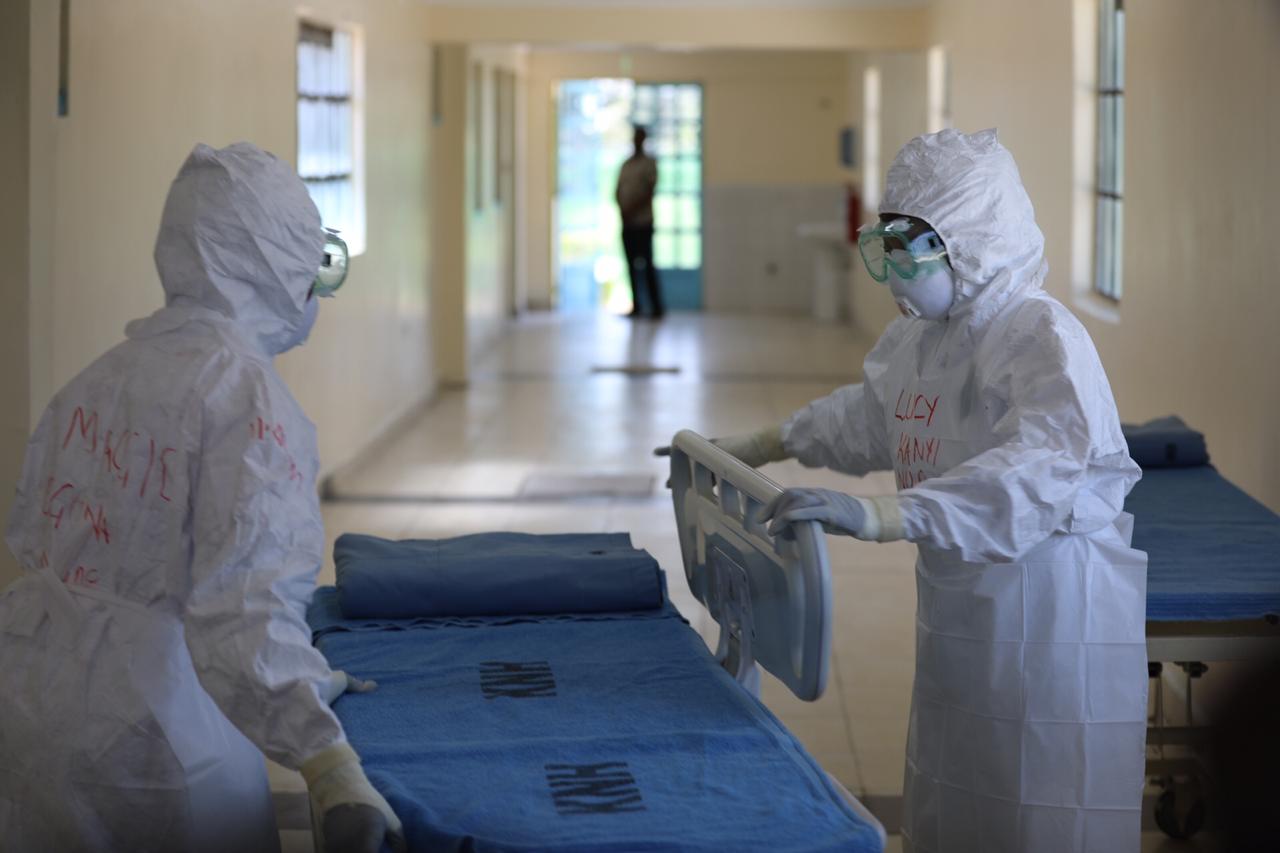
[311,228,349,298]
[858,217,950,283]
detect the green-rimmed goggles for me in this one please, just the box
[312,228,349,298]
[858,217,950,283]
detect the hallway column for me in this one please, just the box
[430,42,470,385]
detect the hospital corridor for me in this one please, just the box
[3,2,1278,853]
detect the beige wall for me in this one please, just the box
[874,52,930,177]
[933,1,1075,295]
[524,49,857,310]
[1,2,33,587]
[524,63,557,310]
[933,0,1280,509]
[848,49,931,337]
[427,4,932,51]
[432,44,527,383]
[25,0,435,477]
[468,46,528,362]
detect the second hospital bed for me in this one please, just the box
[307,431,886,852]
[1121,422,1280,839]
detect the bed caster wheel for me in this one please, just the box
[1154,784,1206,840]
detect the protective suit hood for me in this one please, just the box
[131,142,323,356]
[880,128,1047,328]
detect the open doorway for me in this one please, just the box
[554,79,703,313]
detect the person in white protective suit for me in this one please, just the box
[723,129,1150,851]
[0,142,404,853]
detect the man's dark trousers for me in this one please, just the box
[621,226,664,317]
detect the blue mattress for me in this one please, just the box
[308,588,882,853]
[1126,466,1280,622]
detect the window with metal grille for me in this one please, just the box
[1095,0,1125,299]
[630,83,702,271]
[297,22,364,254]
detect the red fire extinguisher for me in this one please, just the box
[846,183,862,245]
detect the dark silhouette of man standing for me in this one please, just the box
[615,125,664,318]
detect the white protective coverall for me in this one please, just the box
[0,143,347,852]
[782,129,1149,852]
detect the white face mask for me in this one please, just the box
[281,295,320,352]
[888,264,956,321]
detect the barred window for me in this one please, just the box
[631,83,702,271]
[297,22,364,254]
[1095,0,1125,299]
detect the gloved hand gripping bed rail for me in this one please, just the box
[307,431,884,852]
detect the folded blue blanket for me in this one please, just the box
[1122,416,1209,468]
[335,532,664,619]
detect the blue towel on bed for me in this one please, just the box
[335,532,664,619]
[1127,467,1280,621]
[1122,416,1210,468]
[309,587,882,853]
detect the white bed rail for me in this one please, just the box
[668,430,832,702]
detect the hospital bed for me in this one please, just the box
[1122,424,1280,838]
[307,430,885,852]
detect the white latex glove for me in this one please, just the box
[654,425,789,468]
[762,488,904,542]
[302,743,406,853]
[322,670,378,705]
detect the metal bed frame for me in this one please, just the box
[668,430,885,844]
[1145,617,1280,837]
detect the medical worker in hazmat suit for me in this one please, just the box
[0,143,403,853]
[734,129,1149,851]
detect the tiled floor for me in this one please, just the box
[278,311,1218,851]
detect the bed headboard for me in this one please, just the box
[668,430,832,702]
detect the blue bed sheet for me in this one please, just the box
[1126,466,1280,622]
[308,588,882,853]
[335,532,664,619]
